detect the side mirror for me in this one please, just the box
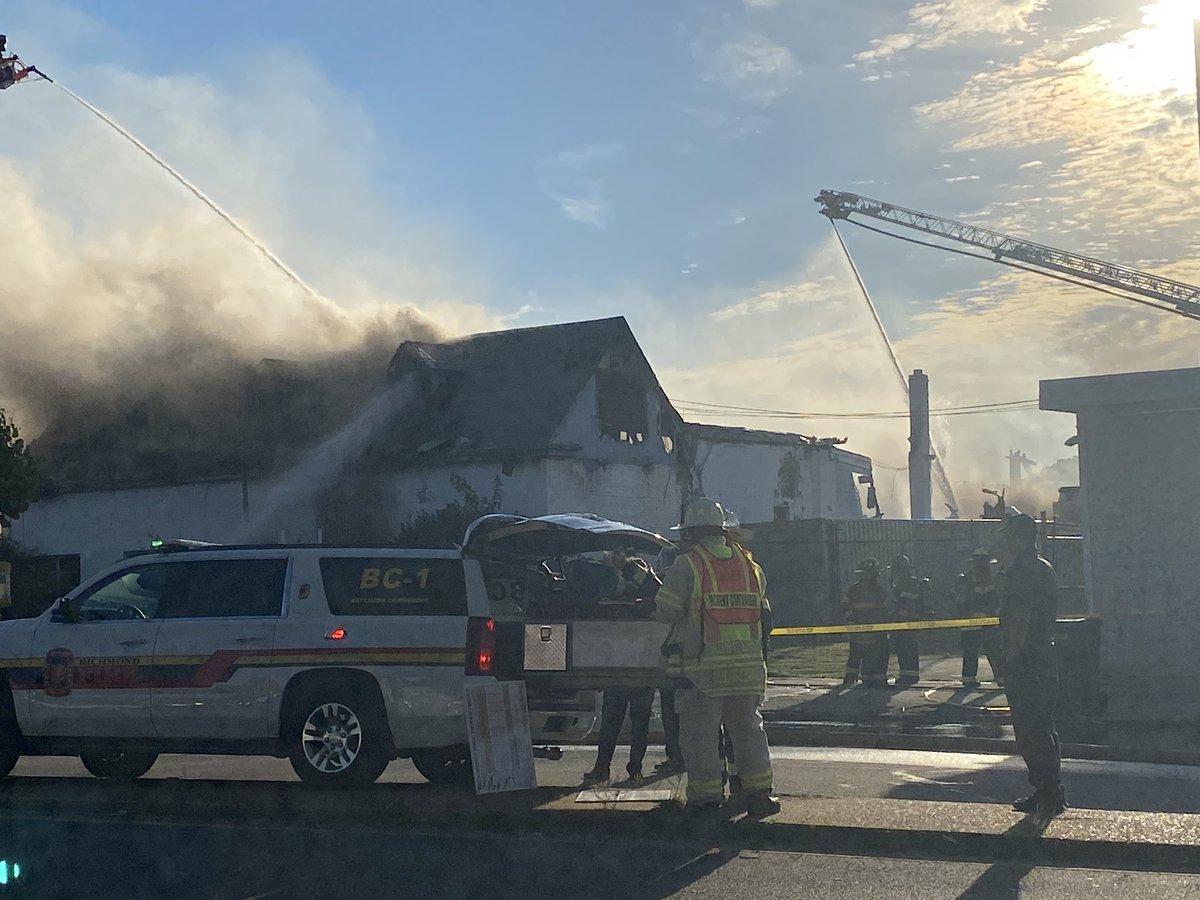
[50,598,79,624]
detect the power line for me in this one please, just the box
[674,397,1039,420]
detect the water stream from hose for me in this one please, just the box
[831,220,960,516]
[55,81,321,300]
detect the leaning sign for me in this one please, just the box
[463,681,537,794]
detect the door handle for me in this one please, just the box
[119,638,150,647]
[234,637,267,643]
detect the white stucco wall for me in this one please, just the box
[384,461,549,531]
[551,374,674,466]
[10,480,282,579]
[694,441,867,524]
[545,459,681,534]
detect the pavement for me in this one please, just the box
[5,746,1200,879]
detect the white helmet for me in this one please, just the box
[674,497,730,531]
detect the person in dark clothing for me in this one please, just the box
[655,687,684,774]
[888,554,933,686]
[582,686,656,785]
[958,548,1003,687]
[842,559,890,687]
[997,512,1066,818]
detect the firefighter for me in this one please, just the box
[841,559,890,688]
[888,555,933,686]
[997,512,1066,818]
[957,548,1002,687]
[654,497,780,818]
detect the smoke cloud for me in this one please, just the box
[0,32,496,491]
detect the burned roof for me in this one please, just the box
[369,316,654,464]
[31,316,661,493]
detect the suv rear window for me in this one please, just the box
[319,557,467,616]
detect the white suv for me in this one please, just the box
[0,515,674,787]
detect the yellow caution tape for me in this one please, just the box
[770,616,999,637]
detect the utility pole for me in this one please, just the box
[908,369,933,520]
[1194,19,1200,170]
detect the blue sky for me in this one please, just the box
[4,0,1200,513]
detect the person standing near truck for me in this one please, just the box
[654,497,779,818]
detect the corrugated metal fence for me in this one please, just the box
[745,518,1084,627]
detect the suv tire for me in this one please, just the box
[80,749,158,781]
[286,682,392,788]
[411,747,474,788]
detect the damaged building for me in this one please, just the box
[13,317,873,577]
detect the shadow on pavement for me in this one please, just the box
[884,758,1200,815]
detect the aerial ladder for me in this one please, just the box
[815,189,1200,321]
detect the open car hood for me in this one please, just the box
[462,513,674,561]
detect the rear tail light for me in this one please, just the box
[466,617,497,675]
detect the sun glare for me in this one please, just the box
[1084,0,1200,96]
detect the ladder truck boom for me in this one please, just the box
[815,189,1200,319]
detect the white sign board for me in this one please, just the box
[463,681,537,794]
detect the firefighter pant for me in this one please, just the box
[892,632,920,681]
[660,687,681,764]
[595,687,655,776]
[961,630,1002,682]
[1006,660,1061,794]
[845,635,888,684]
[677,688,773,805]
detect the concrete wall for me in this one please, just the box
[551,374,674,466]
[1074,405,1200,721]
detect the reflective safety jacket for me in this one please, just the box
[653,538,769,697]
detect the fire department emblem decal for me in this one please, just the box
[42,648,74,697]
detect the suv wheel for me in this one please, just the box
[286,686,391,788]
[411,747,474,788]
[80,749,158,782]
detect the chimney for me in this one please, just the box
[908,369,932,520]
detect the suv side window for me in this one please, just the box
[71,565,170,621]
[159,559,288,619]
[319,557,467,616]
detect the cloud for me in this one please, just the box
[694,31,800,106]
[913,1,1200,254]
[856,0,1045,63]
[538,141,623,228]
[545,142,625,169]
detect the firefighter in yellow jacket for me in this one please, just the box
[654,498,781,818]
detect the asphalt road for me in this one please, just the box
[16,743,1197,814]
[0,815,1197,899]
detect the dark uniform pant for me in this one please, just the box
[1006,660,1061,794]
[892,632,920,681]
[595,687,655,775]
[961,630,1002,681]
[845,635,888,684]
[660,687,681,763]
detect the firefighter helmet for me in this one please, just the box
[675,497,730,531]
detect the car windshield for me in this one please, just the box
[0,2,1195,896]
